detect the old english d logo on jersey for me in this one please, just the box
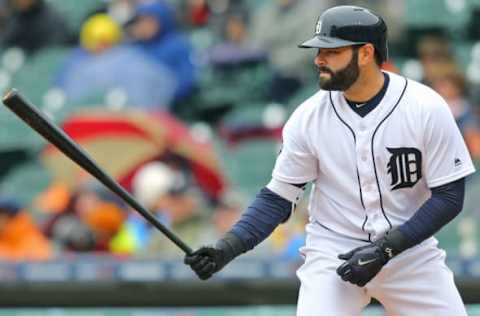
[387,147,422,190]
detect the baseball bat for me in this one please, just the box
[2,89,192,255]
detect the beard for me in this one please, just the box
[317,49,360,91]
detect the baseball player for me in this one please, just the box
[185,5,476,316]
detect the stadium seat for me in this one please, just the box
[0,158,52,208]
[405,0,474,34]
[1,47,72,152]
[221,102,266,126]
[216,139,279,197]
[196,62,272,111]
[437,172,480,256]
[10,46,72,107]
[285,82,318,112]
[0,102,43,151]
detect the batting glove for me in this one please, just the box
[336,228,410,287]
[184,233,246,280]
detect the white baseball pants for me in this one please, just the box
[296,223,467,316]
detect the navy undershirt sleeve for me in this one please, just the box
[227,178,464,253]
[398,177,465,248]
[229,187,292,251]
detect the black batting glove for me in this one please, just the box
[336,228,411,287]
[336,242,389,287]
[184,232,246,280]
[184,246,227,280]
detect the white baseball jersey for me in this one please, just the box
[272,71,476,241]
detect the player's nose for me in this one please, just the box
[314,54,327,67]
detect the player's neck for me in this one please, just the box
[343,68,385,103]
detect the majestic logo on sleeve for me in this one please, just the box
[386,147,422,190]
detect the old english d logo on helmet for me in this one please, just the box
[299,5,388,63]
[315,20,322,35]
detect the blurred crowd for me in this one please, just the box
[0,0,478,262]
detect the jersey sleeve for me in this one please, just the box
[272,109,319,184]
[423,95,476,188]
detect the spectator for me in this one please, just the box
[55,13,177,109]
[258,195,309,262]
[416,35,458,86]
[34,182,72,216]
[431,71,480,159]
[84,201,126,251]
[122,161,205,258]
[44,180,126,253]
[0,1,10,32]
[107,0,137,25]
[43,189,95,252]
[211,191,244,237]
[0,0,72,55]
[183,0,210,28]
[246,0,331,102]
[337,0,405,46]
[0,197,52,260]
[205,190,279,258]
[208,7,267,67]
[126,1,197,103]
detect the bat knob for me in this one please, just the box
[2,89,18,103]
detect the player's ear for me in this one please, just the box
[358,44,375,66]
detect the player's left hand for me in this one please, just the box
[336,228,411,286]
[336,242,389,287]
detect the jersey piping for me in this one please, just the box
[313,220,371,243]
[371,77,409,230]
[328,75,409,235]
[329,92,369,239]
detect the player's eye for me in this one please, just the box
[317,49,341,56]
[326,50,341,55]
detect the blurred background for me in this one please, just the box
[0,0,478,315]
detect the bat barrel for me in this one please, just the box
[2,89,192,255]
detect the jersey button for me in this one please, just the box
[361,156,367,161]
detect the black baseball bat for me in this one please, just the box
[2,89,192,255]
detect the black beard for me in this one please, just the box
[317,49,360,91]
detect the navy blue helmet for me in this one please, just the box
[299,5,388,63]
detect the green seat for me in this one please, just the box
[2,47,73,151]
[0,104,44,151]
[10,46,72,107]
[221,103,266,127]
[197,63,273,111]
[216,139,279,197]
[436,172,480,255]
[0,158,52,208]
[286,83,318,112]
[454,41,474,68]
[405,0,471,30]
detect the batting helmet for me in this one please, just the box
[299,6,388,63]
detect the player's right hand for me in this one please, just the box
[185,233,246,280]
[184,246,226,280]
